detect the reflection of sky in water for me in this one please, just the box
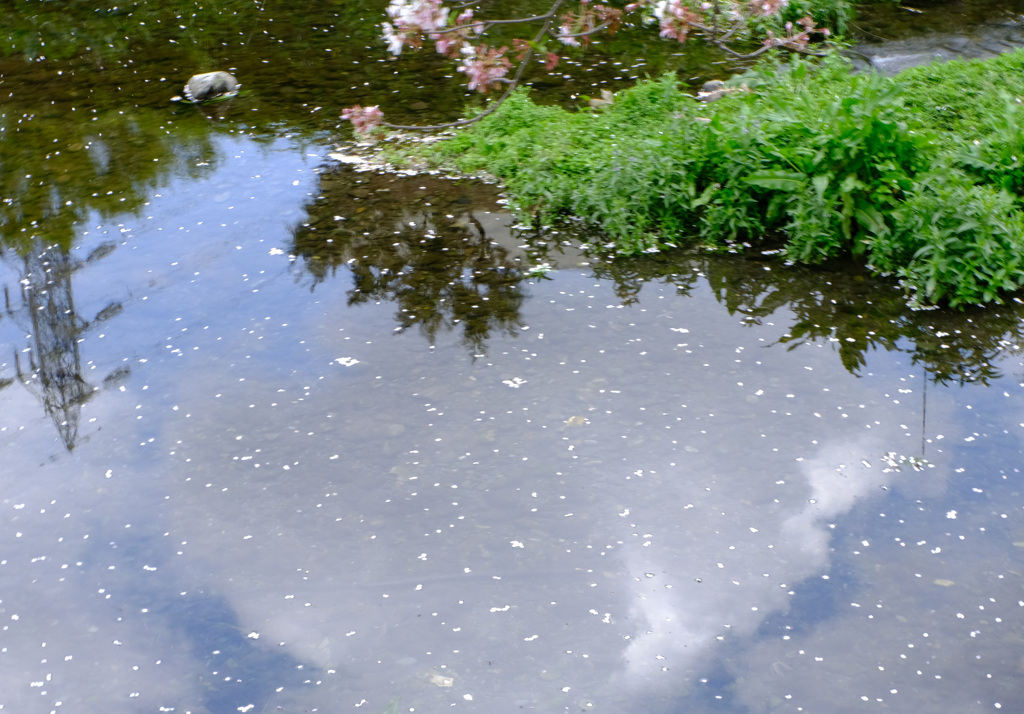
[1,135,1023,714]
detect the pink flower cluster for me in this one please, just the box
[458,45,512,93]
[343,0,825,136]
[382,0,449,56]
[764,16,828,48]
[341,105,384,134]
[748,0,788,17]
[433,9,481,56]
[557,22,582,47]
[381,0,485,58]
[652,0,701,42]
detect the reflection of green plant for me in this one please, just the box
[590,243,1024,384]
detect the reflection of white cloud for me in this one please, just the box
[782,440,893,558]
[0,410,211,714]
[617,437,890,699]
[163,427,891,714]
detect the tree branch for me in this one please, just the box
[348,0,835,135]
[383,1,565,132]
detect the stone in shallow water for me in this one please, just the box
[183,71,240,103]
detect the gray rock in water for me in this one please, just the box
[697,80,727,103]
[183,71,239,103]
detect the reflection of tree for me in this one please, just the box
[0,92,225,255]
[0,38,225,448]
[588,249,701,306]
[592,246,1024,385]
[3,0,1019,389]
[2,0,380,62]
[2,0,745,139]
[706,256,1024,385]
[290,168,526,355]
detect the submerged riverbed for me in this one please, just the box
[2,2,1024,714]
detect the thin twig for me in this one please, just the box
[556,21,612,39]
[717,10,756,42]
[444,12,559,35]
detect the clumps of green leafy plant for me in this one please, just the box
[699,58,931,265]
[871,170,1024,306]
[416,51,1024,307]
[897,48,1024,135]
[779,0,851,36]
[955,93,1024,194]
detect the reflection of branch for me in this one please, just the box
[555,21,612,40]
[467,211,487,241]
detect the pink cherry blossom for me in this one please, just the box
[653,0,701,43]
[434,34,463,56]
[455,8,484,34]
[342,105,385,134]
[383,0,450,55]
[457,45,512,93]
[382,22,407,55]
[387,0,447,32]
[748,0,788,17]
[557,23,582,46]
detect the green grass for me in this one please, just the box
[399,50,1024,308]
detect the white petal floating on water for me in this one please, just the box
[328,153,369,165]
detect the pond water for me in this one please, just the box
[2,3,1024,714]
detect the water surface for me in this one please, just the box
[2,3,1024,714]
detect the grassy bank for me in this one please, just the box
[402,48,1024,307]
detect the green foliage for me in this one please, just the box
[897,49,1024,135]
[699,57,929,263]
[780,0,852,35]
[955,94,1024,195]
[872,171,1024,307]
[414,49,1024,308]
